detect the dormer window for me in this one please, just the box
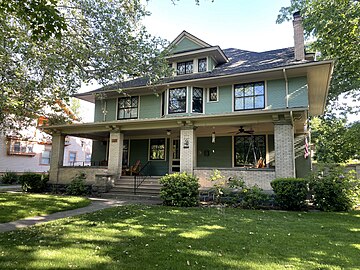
[198,58,207,72]
[177,61,193,75]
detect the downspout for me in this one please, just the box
[283,68,289,108]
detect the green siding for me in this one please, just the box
[197,136,232,168]
[170,37,203,54]
[129,139,169,176]
[205,85,232,114]
[267,80,286,109]
[139,95,161,119]
[94,98,117,122]
[91,140,107,163]
[289,77,308,108]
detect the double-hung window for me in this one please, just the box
[118,96,138,119]
[192,87,203,113]
[234,82,265,111]
[177,61,193,75]
[198,58,207,72]
[40,150,51,165]
[168,87,187,114]
[234,135,266,167]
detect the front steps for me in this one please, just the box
[101,176,162,203]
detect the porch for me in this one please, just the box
[46,110,310,195]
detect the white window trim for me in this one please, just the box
[167,87,188,114]
[207,86,219,103]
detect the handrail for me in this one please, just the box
[134,161,152,194]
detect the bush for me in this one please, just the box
[0,171,19,184]
[160,172,200,207]
[66,172,88,196]
[308,165,360,211]
[271,178,308,210]
[238,185,270,209]
[19,173,48,192]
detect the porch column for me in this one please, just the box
[274,121,295,178]
[180,127,196,174]
[49,133,65,183]
[108,131,124,176]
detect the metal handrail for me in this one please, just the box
[134,161,152,194]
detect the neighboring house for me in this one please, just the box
[44,13,333,192]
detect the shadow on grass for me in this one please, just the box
[0,206,359,269]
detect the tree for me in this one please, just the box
[277,0,360,102]
[0,0,171,131]
[311,116,360,163]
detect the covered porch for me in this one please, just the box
[44,109,310,192]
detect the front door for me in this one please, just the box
[170,139,180,173]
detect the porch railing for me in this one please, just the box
[64,160,108,167]
[134,161,152,194]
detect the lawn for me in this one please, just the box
[0,205,359,269]
[0,193,91,223]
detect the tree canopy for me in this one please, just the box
[0,0,171,131]
[277,0,360,103]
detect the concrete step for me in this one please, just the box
[101,192,162,203]
[111,186,160,195]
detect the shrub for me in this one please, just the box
[160,172,200,207]
[66,172,88,196]
[308,165,360,211]
[0,171,19,184]
[238,185,270,209]
[271,178,308,210]
[19,173,48,192]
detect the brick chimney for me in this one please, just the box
[293,11,305,61]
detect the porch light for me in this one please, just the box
[166,130,171,136]
[212,131,216,143]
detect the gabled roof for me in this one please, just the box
[169,30,211,51]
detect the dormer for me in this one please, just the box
[167,31,228,75]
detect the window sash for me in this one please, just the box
[118,97,138,119]
[198,58,207,72]
[177,61,193,75]
[41,150,51,165]
[234,82,265,111]
[192,87,203,113]
[209,87,218,102]
[149,138,166,160]
[168,88,187,114]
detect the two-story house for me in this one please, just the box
[44,13,333,194]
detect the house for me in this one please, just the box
[43,13,333,193]
[0,104,92,176]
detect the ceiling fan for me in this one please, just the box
[236,126,254,135]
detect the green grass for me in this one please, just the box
[0,193,91,223]
[0,205,359,269]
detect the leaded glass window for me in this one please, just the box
[177,61,193,75]
[150,138,165,160]
[118,96,138,119]
[209,87,218,102]
[198,58,207,72]
[234,82,265,111]
[168,87,187,113]
[192,87,203,113]
[234,135,266,167]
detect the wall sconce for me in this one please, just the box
[166,130,171,136]
[211,131,216,143]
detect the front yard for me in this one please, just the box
[0,204,359,269]
[0,193,91,223]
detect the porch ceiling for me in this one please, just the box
[41,108,307,138]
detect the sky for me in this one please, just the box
[79,0,294,121]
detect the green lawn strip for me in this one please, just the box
[0,193,91,223]
[0,206,359,270]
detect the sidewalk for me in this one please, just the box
[0,197,151,233]
[0,185,22,192]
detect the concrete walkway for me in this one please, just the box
[0,197,150,233]
[0,185,22,192]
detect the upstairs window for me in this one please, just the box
[169,87,187,114]
[7,138,35,156]
[118,96,138,119]
[69,151,77,165]
[192,87,203,113]
[234,82,265,111]
[177,61,193,75]
[208,87,218,102]
[198,58,207,72]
